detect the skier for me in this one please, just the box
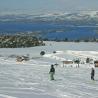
[49,65,55,80]
[91,67,95,80]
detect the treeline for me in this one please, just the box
[43,37,98,42]
[0,35,45,48]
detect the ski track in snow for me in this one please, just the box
[0,42,98,98]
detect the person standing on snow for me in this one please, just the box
[49,65,55,80]
[91,67,95,80]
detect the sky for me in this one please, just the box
[0,0,98,14]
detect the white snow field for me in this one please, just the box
[0,41,98,98]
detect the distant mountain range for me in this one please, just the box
[0,11,98,40]
[0,11,98,25]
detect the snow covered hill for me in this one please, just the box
[0,11,98,25]
[0,41,98,98]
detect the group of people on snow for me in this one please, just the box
[49,64,95,81]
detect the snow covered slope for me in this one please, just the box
[0,41,98,98]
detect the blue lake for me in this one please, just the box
[0,22,98,40]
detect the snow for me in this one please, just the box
[0,41,98,98]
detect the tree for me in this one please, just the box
[53,51,56,54]
[86,58,90,63]
[74,59,80,67]
[40,51,45,56]
[64,38,68,42]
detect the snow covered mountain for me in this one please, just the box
[0,11,98,25]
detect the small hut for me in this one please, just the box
[62,60,73,67]
[94,60,98,67]
[62,60,73,64]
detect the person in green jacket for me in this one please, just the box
[49,65,55,80]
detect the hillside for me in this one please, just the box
[0,35,44,48]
